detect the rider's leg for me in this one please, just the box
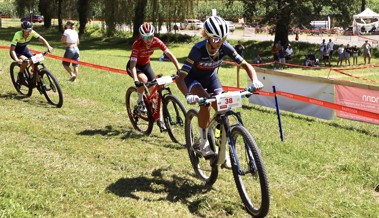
[191,84,214,156]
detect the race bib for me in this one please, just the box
[31,54,44,64]
[156,76,173,85]
[216,92,242,111]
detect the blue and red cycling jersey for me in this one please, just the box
[181,40,244,80]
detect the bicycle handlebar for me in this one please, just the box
[144,74,178,88]
[22,51,50,63]
[197,88,255,105]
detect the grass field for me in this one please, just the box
[0,26,378,217]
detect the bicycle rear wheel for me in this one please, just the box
[39,69,63,108]
[185,109,218,185]
[163,95,186,145]
[9,62,32,96]
[230,125,270,217]
[125,86,154,135]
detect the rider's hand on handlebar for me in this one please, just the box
[16,59,23,64]
[251,80,264,91]
[186,94,199,104]
[134,81,143,87]
[47,46,53,53]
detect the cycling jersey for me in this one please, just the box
[130,37,168,66]
[11,30,41,55]
[181,40,244,94]
[181,40,243,79]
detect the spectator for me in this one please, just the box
[352,45,359,65]
[345,44,352,66]
[336,44,345,66]
[271,42,280,69]
[159,52,170,62]
[328,39,334,59]
[253,54,262,64]
[61,20,80,82]
[320,39,326,57]
[323,44,331,67]
[285,43,293,61]
[234,40,245,71]
[278,45,286,69]
[362,40,371,64]
[234,40,245,57]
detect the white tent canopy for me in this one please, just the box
[353,8,379,34]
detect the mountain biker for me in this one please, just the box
[176,16,264,167]
[10,21,53,83]
[126,23,181,128]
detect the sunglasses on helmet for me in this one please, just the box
[23,28,33,32]
[142,35,154,41]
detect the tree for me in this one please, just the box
[39,0,54,28]
[133,0,148,38]
[77,0,89,35]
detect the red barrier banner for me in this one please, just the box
[335,85,379,124]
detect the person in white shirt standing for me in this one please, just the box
[327,39,334,60]
[61,20,80,82]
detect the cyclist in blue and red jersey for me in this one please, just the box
[10,21,53,81]
[176,16,264,165]
[126,23,180,126]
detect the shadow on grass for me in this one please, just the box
[77,125,186,150]
[107,167,211,214]
[77,125,146,140]
[0,91,60,108]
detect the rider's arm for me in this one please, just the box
[9,45,20,63]
[38,36,53,52]
[164,50,180,70]
[129,58,139,82]
[176,71,189,96]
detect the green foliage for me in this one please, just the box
[0,2,16,17]
[196,0,244,21]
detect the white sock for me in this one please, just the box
[199,127,208,146]
[138,92,143,102]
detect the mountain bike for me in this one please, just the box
[125,74,186,145]
[9,51,64,108]
[185,88,270,217]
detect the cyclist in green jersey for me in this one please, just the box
[10,21,53,80]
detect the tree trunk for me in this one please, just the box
[274,0,291,46]
[361,0,366,12]
[133,0,148,39]
[57,0,63,33]
[39,0,53,28]
[77,0,89,35]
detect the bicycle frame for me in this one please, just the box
[203,89,258,173]
[143,76,174,122]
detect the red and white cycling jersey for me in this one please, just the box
[130,37,168,66]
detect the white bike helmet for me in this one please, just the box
[204,16,229,39]
[139,23,155,36]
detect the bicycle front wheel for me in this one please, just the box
[163,95,186,145]
[125,86,153,135]
[185,109,218,185]
[40,69,63,108]
[9,62,32,96]
[230,125,270,217]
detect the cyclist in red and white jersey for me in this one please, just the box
[126,23,180,121]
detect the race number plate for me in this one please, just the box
[31,54,44,64]
[156,76,173,85]
[216,92,242,111]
